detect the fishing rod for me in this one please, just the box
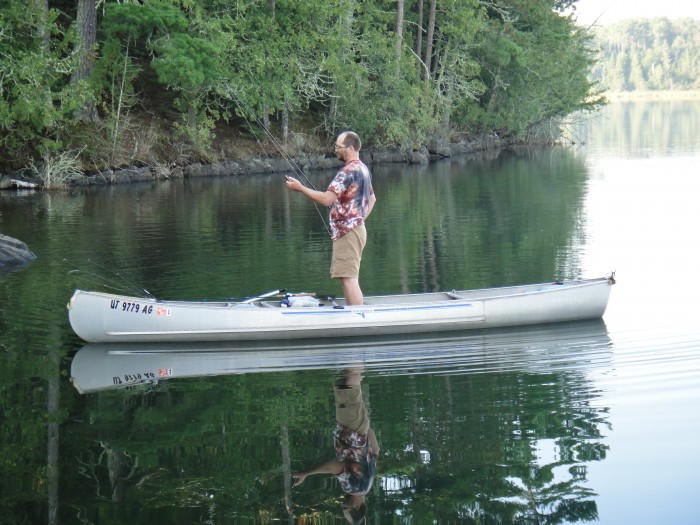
[223,85,332,236]
[223,86,317,187]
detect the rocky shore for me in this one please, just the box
[0,135,502,189]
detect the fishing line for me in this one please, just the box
[223,86,332,237]
[65,259,156,299]
[223,87,317,185]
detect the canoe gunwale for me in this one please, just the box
[68,277,611,311]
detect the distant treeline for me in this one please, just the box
[590,17,700,92]
[1,0,601,178]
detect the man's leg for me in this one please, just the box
[341,277,363,305]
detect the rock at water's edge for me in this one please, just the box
[0,233,37,267]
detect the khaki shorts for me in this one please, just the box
[334,385,370,435]
[331,224,367,279]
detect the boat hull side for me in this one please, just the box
[67,278,613,343]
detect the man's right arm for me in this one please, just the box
[292,459,344,486]
[286,176,337,206]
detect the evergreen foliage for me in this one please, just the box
[0,0,603,171]
[590,17,700,92]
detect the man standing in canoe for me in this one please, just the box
[286,131,376,305]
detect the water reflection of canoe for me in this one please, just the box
[67,277,615,343]
[70,320,612,394]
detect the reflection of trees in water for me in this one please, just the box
[368,146,590,294]
[577,100,700,156]
[373,371,609,523]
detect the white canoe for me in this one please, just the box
[70,319,612,393]
[67,276,615,343]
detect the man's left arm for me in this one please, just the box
[365,191,376,219]
[367,428,379,457]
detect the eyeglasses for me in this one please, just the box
[334,143,348,150]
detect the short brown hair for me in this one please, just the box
[340,131,361,151]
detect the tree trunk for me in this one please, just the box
[263,0,276,130]
[415,0,424,74]
[329,0,356,132]
[34,0,50,49]
[263,107,271,129]
[395,0,404,65]
[424,0,436,82]
[282,103,289,144]
[188,101,197,131]
[32,0,54,122]
[487,65,503,115]
[73,0,99,122]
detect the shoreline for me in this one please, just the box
[1,133,512,190]
[604,89,700,101]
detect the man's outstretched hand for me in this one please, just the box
[292,472,308,487]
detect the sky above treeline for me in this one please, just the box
[571,0,700,26]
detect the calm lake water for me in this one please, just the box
[1,99,699,524]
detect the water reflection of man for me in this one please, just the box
[293,368,379,524]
